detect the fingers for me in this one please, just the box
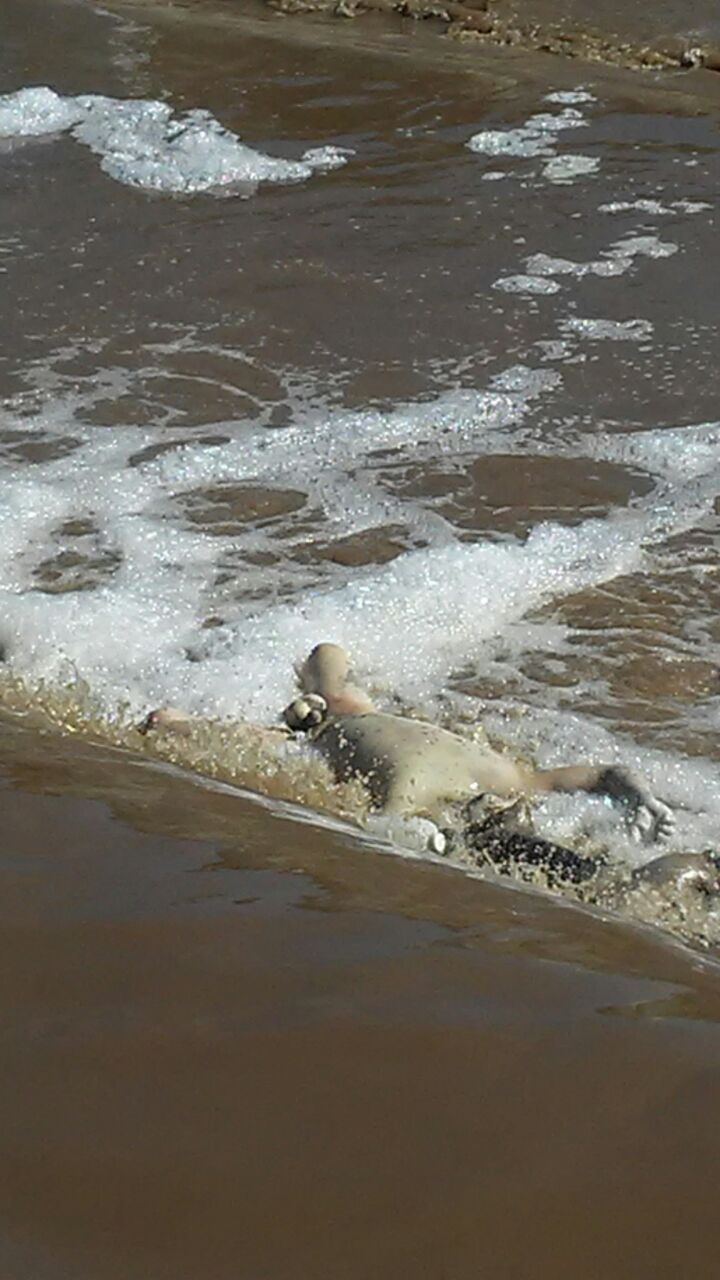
[628,797,675,843]
[653,801,676,841]
[283,694,328,732]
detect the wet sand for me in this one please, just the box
[259,0,720,76]
[3,712,720,1280]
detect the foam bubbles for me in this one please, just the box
[3,411,714,731]
[586,421,720,483]
[495,233,679,294]
[600,198,712,215]
[561,316,654,342]
[468,107,587,159]
[4,357,720,944]
[493,275,561,296]
[0,367,561,710]
[0,85,85,135]
[545,89,597,105]
[467,125,556,159]
[467,101,597,186]
[612,234,678,260]
[0,85,350,194]
[542,154,599,184]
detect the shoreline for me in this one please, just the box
[97,0,720,111]
[264,0,720,78]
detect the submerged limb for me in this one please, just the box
[137,705,198,736]
[631,851,720,895]
[532,763,674,843]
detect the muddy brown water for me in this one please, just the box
[2,0,720,1274]
[3,712,720,1280]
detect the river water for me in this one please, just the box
[1,1,720,1274]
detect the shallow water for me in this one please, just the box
[2,0,720,1270]
[4,711,720,1280]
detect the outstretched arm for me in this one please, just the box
[138,706,290,752]
[532,763,674,842]
[138,706,197,736]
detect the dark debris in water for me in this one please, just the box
[442,794,603,888]
[439,794,720,949]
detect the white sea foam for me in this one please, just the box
[493,275,561,295]
[131,369,560,503]
[1,378,718,731]
[468,108,587,158]
[467,125,556,159]
[0,85,84,135]
[600,198,712,215]
[0,370,559,705]
[0,85,350,194]
[542,154,599,184]
[501,233,679,295]
[524,250,626,279]
[545,89,596,105]
[585,421,720,483]
[467,100,598,186]
[3,361,720,868]
[561,316,654,342]
[613,234,678,261]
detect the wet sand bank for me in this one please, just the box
[260,0,720,79]
[100,0,720,132]
[2,712,720,1280]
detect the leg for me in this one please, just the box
[532,763,674,842]
[632,852,719,895]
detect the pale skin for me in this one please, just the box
[295,643,375,714]
[142,641,674,842]
[289,645,674,841]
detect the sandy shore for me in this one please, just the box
[262,0,720,76]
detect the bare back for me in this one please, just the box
[312,711,526,815]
